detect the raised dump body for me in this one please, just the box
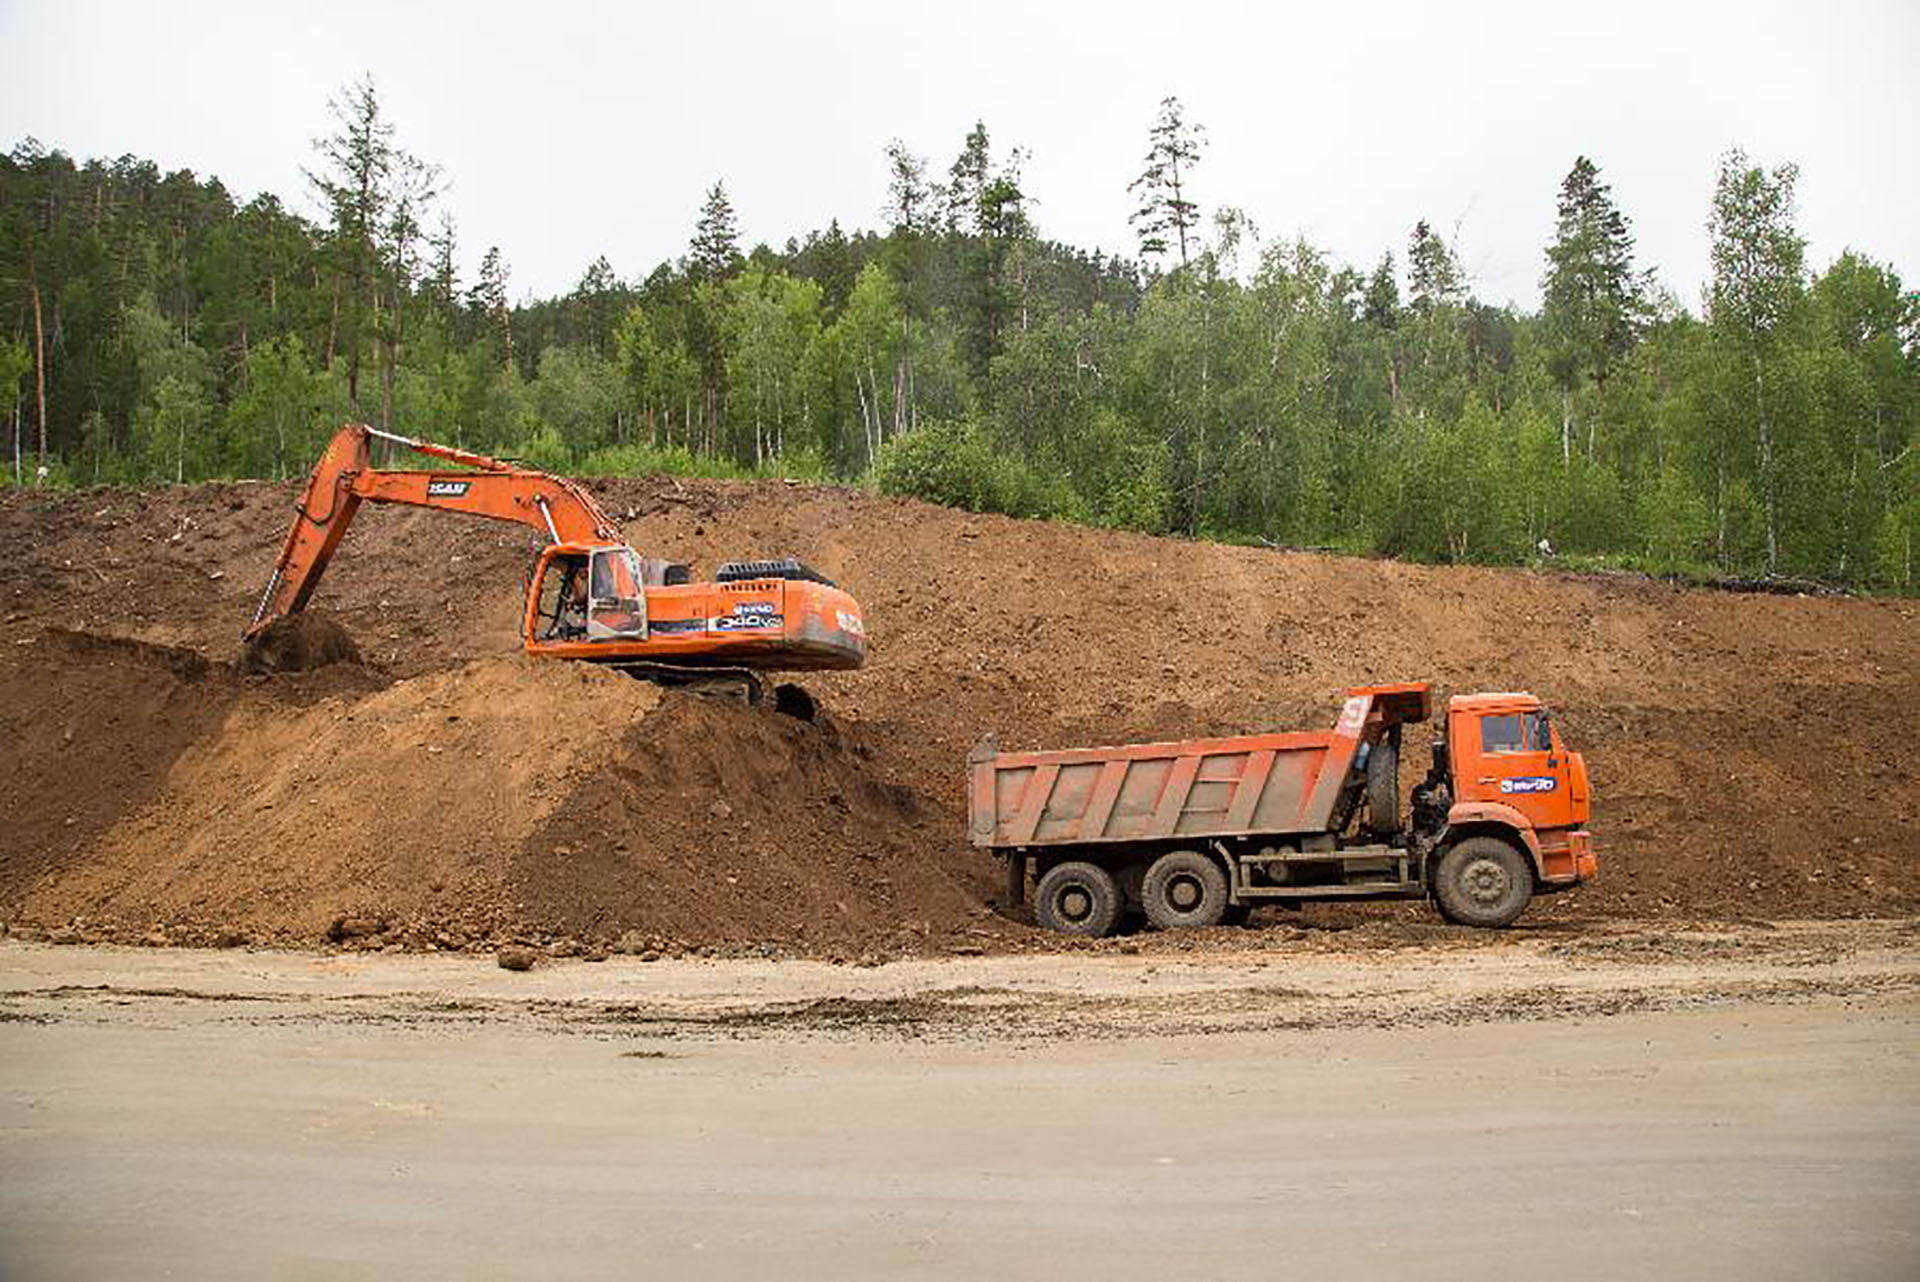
[970,683,1431,849]
[968,681,1594,936]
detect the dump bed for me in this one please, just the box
[968,684,1430,849]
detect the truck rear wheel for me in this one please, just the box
[1365,737,1400,833]
[1433,837,1533,928]
[1033,861,1123,937]
[1141,850,1230,931]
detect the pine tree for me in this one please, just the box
[426,211,459,323]
[470,246,512,370]
[1406,221,1463,312]
[945,123,991,235]
[883,140,931,236]
[1363,252,1400,327]
[689,181,741,284]
[305,74,396,412]
[1128,97,1206,268]
[1542,156,1643,462]
[1362,252,1402,409]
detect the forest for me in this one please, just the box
[1,80,1913,589]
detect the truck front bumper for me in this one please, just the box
[1539,829,1597,886]
[1571,830,1597,880]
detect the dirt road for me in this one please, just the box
[2,922,1916,1280]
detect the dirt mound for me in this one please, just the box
[0,477,1915,953]
[4,651,663,947]
[0,630,995,954]
[241,611,363,674]
[0,630,236,902]
[509,694,982,953]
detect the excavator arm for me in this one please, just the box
[248,421,868,677]
[247,423,623,637]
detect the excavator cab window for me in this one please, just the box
[585,547,648,641]
[533,554,590,641]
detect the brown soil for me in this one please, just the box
[241,611,363,674]
[0,477,1914,954]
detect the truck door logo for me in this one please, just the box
[426,480,471,497]
[1335,696,1367,736]
[1499,776,1557,795]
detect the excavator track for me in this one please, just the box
[609,662,819,721]
[611,661,765,705]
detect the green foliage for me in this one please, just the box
[874,419,1079,521]
[0,111,1911,593]
[510,424,571,473]
[1641,461,1714,571]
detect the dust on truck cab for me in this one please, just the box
[968,682,1595,937]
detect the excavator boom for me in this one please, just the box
[249,425,622,631]
[247,424,867,677]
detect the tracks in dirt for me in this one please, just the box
[4,919,1914,1043]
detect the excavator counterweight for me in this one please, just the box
[248,424,867,684]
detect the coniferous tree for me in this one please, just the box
[470,246,513,369]
[883,140,932,236]
[689,181,742,284]
[1363,252,1402,409]
[1406,221,1464,312]
[305,75,395,412]
[1128,97,1206,268]
[1542,156,1643,462]
[687,182,742,450]
[425,211,460,325]
[944,123,991,235]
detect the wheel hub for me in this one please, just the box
[1462,858,1511,906]
[1167,875,1203,912]
[1058,887,1092,922]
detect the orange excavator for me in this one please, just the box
[247,424,867,698]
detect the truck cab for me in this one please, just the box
[1435,693,1595,891]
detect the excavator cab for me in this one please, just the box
[528,544,648,643]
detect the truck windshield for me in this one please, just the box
[1481,711,1551,754]
[586,547,647,641]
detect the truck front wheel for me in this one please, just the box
[1433,837,1534,928]
[1033,861,1124,937]
[1141,850,1230,931]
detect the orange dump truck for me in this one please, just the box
[968,682,1594,935]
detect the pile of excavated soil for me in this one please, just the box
[0,628,982,954]
[0,476,1914,954]
[240,611,363,674]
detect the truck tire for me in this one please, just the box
[1141,850,1230,931]
[1365,737,1399,833]
[1433,836,1533,928]
[1033,861,1123,937]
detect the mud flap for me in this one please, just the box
[1006,852,1026,906]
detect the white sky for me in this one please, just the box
[2,0,1915,310]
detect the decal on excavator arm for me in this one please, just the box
[426,480,471,497]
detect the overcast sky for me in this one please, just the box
[3,0,1915,309]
